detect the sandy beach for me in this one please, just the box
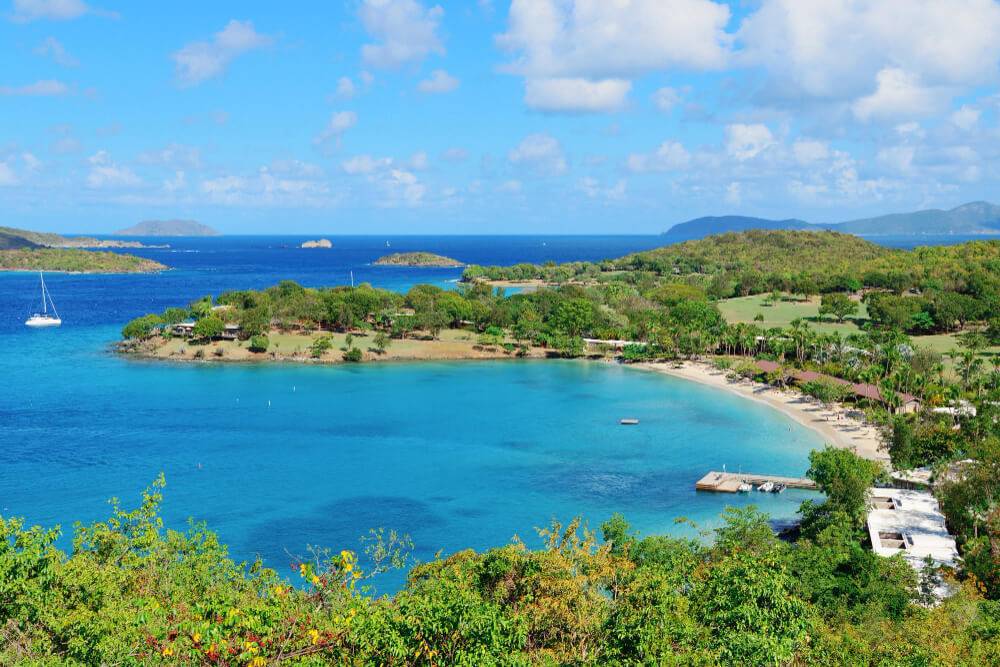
[634,360,889,464]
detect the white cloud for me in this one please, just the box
[386,168,426,206]
[34,36,78,66]
[201,167,332,207]
[950,105,980,131]
[342,154,392,175]
[626,141,691,172]
[10,0,101,22]
[21,152,42,171]
[137,143,202,169]
[498,0,730,113]
[360,0,445,69]
[338,152,426,206]
[86,150,140,188]
[725,123,775,160]
[851,67,944,121]
[0,79,69,96]
[270,159,324,178]
[172,20,272,87]
[651,86,681,112]
[877,145,916,172]
[336,76,357,99]
[739,0,1000,112]
[508,133,567,175]
[578,177,626,201]
[163,170,186,193]
[724,182,742,205]
[417,69,459,94]
[792,139,829,165]
[524,78,631,113]
[314,111,358,149]
[0,162,17,186]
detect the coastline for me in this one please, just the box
[633,359,889,463]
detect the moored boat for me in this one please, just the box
[25,272,61,327]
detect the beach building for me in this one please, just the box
[752,360,920,414]
[866,488,959,601]
[171,321,196,336]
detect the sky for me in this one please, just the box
[3,0,1000,234]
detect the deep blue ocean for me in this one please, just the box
[2,235,833,590]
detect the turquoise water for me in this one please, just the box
[0,236,824,590]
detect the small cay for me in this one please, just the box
[301,238,333,248]
[374,251,463,267]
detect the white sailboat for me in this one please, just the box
[25,272,61,327]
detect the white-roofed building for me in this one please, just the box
[866,488,959,601]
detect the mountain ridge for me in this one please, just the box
[664,201,1000,240]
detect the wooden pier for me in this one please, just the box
[695,471,817,493]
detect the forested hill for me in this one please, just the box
[628,230,895,276]
[462,230,1000,300]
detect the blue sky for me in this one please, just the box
[3,0,1000,234]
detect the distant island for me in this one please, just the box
[374,251,463,267]
[0,225,168,273]
[0,225,162,250]
[0,248,167,273]
[115,219,219,236]
[301,238,333,249]
[663,201,1000,241]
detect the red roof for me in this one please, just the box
[752,360,918,406]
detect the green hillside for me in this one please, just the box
[626,230,894,276]
[0,248,167,273]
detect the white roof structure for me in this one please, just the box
[867,488,959,600]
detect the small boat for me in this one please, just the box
[772,483,786,493]
[738,482,752,493]
[757,481,775,492]
[25,272,61,327]
[619,418,640,425]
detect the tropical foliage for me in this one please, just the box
[2,473,999,665]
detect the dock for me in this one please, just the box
[695,471,817,493]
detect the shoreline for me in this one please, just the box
[633,359,888,463]
[0,267,167,274]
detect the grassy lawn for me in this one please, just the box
[717,293,867,336]
[150,327,538,363]
[908,333,1000,377]
[718,294,999,373]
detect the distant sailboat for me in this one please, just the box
[25,272,61,327]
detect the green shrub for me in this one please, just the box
[121,314,163,340]
[343,347,363,362]
[192,315,224,341]
[248,334,270,353]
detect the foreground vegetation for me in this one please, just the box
[2,454,998,666]
[0,248,166,273]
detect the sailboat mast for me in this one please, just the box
[39,271,59,320]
